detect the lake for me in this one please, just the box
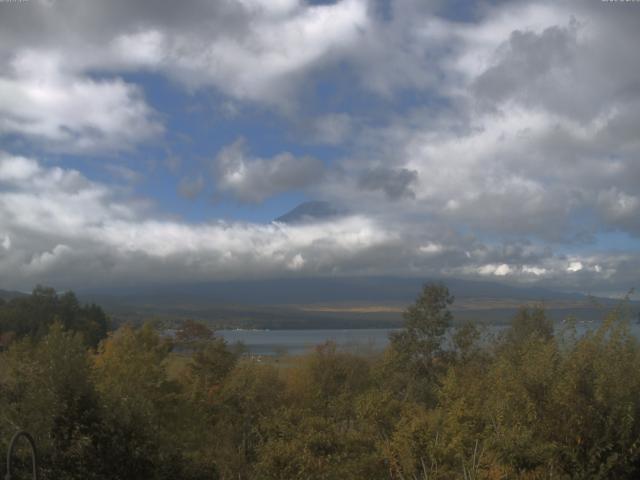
[218,321,640,356]
[218,328,398,356]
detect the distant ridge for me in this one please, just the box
[72,276,637,330]
[0,289,28,301]
[275,201,343,224]
[79,276,588,306]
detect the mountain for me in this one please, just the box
[0,289,28,301]
[79,276,586,306]
[75,276,637,329]
[275,201,344,224]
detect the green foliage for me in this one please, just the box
[3,285,640,479]
[206,361,284,478]
[185,337,242,400]
[505,305,554,345]
[287,342,371,412]
[0,286,109,348]
[257,411,385,480]
[423,299,640,479]
[175,319,214,346]
[386,282,454,404]
[91,323,192,480]
[391,283,454,357]
[0,323,100,479]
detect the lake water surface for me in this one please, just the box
[218,328,398,356]
[218,322,640,356]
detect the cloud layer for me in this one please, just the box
[1,153,637,294]
[0,0,639,294]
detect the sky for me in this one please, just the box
[0,0,639,295]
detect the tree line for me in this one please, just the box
[1,284,640,479]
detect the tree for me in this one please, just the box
[0,286,109,348]
[175,319,214,347]
[209,362,285,479]
[504,305,553,346]
[386,283,454,403]
[185,336,241,402]
[256,345,383,479]
[0,323,101,479]
[91,323,189,480]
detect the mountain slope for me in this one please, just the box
[0,289,28,301]
[275,201,343,224]
[79,276,588,306]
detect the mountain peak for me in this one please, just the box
[275,201,344,224]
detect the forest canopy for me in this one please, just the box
[0,286,109,348]
[1,284,640,479]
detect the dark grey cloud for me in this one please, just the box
[358,167,418,200]
[473,25,577,111]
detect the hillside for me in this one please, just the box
[0,289,28,301]
[77,277,638,329]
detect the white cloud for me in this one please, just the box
[1,153,635,293]
[316,1,640,242]
[522,266,547,276]
[0,154,40,182]
[102,0,368,106]
[287,253,305,271]
[418,243,444,255]
[24,244,71,275]
[0,154,401,288]
[0,51,162,153]
[111,30,166,67]
[2,153,626,291]
[215,138,325,203]
[478,263,512,277]
[0,0,370,122]
[0,1,639,294]
[567,261,583,273]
